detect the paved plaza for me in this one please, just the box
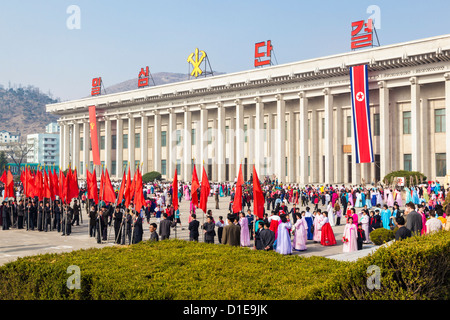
[0,195,379,266]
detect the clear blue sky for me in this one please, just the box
[0,0,449,101]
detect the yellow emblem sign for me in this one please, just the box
[187,48,206,78]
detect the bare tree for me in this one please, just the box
[2,137,35,174]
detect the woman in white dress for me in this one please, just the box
[342,216,358,252]
[360,210,370,243]
[327,202,335,227]
[292,211,308,251]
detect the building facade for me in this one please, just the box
[0,130,20,144]
[26,133,60,167]
[45,122,60,134]
[47,34,450,184]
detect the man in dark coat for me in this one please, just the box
[72,200,81,226]
[113,206,123,244]
[188,213,200,241]
[203,215,215,244]
[254,220,265,250]
[131,212,143,244]
[53,201,62,232]
[405,202,423,236]
[61,204,73,236]
[259,222,275,251]
[222,214,241,246]
[43,202,52,232]
[37,201,44,231]
[159,212,176,240]
[17,199,25,229]
[149,223,159,242]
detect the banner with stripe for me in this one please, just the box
[350,64,374,163]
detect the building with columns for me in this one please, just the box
[47,34,450,184]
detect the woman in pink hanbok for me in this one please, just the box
[387,189,394,207]
[313,211,323,242]
[184,185,190,201]
[342,217,358,252]
[395,189,403,207]
[239,212,251,247]
[293,212,308,251]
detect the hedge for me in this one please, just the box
[318,230,450,300]
[142,171,162,183]
[370,228,395,245]
[0,231,448,300]
[383,170,426,187]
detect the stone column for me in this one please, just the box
[183,106,192,182]
[410,77,421,172]
[444,73,450,182]
[62,122,70,170]
[378,81,390,182]
[115,116,123,177]
[248,114,255,179]
[153,110,161,173]
[216,102,226,182]
[168,109,177,179]
[71,122,80,170]
[267,112,274,176]
[104,116,112,172]
[128,114,135,175]
[276,94,286,183]
[140,112,148,174]
[254,97,264,175]
[59,121,64,170]
[310,108,319,183]
[323,88,334,185]
[299,92,308,185]
[83,120,90,177]
[235,99,244,177]
[199,104,208,170]
[288,109,296,183]
[335,101,343,184]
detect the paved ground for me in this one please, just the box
[0,195,379,266]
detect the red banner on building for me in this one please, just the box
[88,105,101,166]
[350,64,374,163]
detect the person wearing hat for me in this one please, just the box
[1,201,10,230]
[17,199,25,229]
[72,199,81,226]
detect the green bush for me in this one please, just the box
[319,230,450,300]
[0,231,448,300]
[383,170,426,187]
[142,171,162,183]
[369,228,395,245]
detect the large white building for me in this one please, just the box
[0,130,20,144]
[46,34,450,184]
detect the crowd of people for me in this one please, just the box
[1,176,449,256]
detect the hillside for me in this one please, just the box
[0,85,59,138]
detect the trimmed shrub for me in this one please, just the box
[370,228,395,245]
[142,171,162,183]
[383,170,426,187]
[0,231,448,300]
[319,230,450,300]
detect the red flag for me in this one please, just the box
[199,165,210,213]
[103,168,116,204]
[0,170,6,185]
[117,170,126,205]
[252,165,265,219]
[232,164,244,214]
[59,169,66,203]
[124,166,132,208]
[43,170,51,199]
[5,169,14,198]
[67,168,79,201]
[87,169,99,204]
[99,168,105,202]
[89,105,101,166]
[36,170,44,201]
[130,170,136,202]
[191,165,200,207]
[172,168,178,211]
[134,167,146,214]
[51,169,59,199]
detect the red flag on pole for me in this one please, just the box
[86,169,99,204]
[199,165,210,213]
[172,168,178,211]
[124,166,132,208]
[232,164,244,214]
[252,165,265,219]
[43,170,51,199]
[134,167,146,214]
[117,170,126,205]
[5,168,14,198]
[89,105,101,166]
[99,168,105,202]
[191,165,199,207]
[103,168,116,204]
